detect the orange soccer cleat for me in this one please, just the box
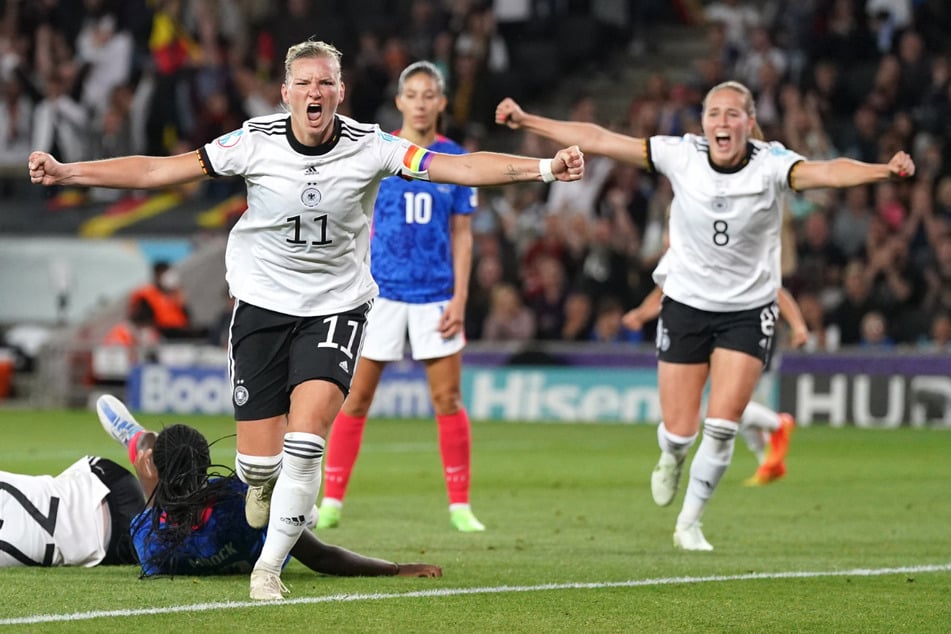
[744,413,795,486]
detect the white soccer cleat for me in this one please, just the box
[96,394,145,448]
[673,522,714,551]
[249,569,289,601]
[245,480,275,529]
[651,452,684,507]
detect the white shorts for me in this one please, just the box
[361,297,465,362]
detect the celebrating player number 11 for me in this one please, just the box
[29,39,583,601]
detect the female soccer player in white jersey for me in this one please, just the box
[495,80,915,551]
[318,61,484,533]
[28,39,583,600]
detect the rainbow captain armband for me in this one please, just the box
[401,145,435,181]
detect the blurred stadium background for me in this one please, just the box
[0,0,950,428]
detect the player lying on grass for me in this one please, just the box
[1,396,441,583]
[622,280,801,485]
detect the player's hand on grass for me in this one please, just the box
[396,563,442,578]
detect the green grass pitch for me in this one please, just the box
[1,407,949,632]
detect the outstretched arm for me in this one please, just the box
[291,530,442,578]
[791,152,915,191]
[29,151,209,189]
[495,97,649,169]
[426,145,584,186]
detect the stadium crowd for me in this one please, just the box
[2,0,951,352]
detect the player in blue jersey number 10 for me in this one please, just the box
[319,61,484,533]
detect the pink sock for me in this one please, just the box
[128,431,144,465]
[437,409,472,505]
[322,412,367,501]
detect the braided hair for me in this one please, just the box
[135,424,239,576]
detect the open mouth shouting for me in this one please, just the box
[714,131,731,152]
[307,103,322,123]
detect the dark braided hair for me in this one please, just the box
[135,424,240,576]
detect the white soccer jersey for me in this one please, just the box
[647,134,804,312]
[0,457,110,567]
[200,114,424,317]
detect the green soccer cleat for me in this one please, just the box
[450,507,485,532]
[316,501,341,529]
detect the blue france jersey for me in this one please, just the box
[370,135,476,303]
[131,479,281,576]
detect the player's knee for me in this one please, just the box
[430,389,463,415]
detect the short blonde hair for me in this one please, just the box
[284,39,342,84]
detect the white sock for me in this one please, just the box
[677,418,738,529]
[657,421,698,462]
[254,432,325,573]
[740,402,779,464]
[235,451,282,487]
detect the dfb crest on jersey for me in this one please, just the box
[301,183,322,208]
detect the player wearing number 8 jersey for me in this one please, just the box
[29,39,583,600]
[496,80,915,551]
[319,62,483,533]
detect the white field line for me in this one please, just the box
[3,563,949,626]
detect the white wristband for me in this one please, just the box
[539,158,555,183]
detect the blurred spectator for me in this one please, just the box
[96,297,161,382]
[465,250,504,341]
[859,310,893,348]
[825,260,880,346]
[494,182,548,256]
[830,186,873,259]
[735,26,787,92]
[526,254,568,340]
[794,211,848,296]
[841,104,881,163]
[560,290,592,342]
[812,0,877,66]
[75,5,133,119]
[589,295,642,344]
[103,297,161,350]
[446,46,492,141]
[795,290,829,351]
[482,282,535,341]
[128,261,193,339]
[922,233,951,318]
[145,0,199,155]
[924,311,951,350]
[0,76,33,175]
[703,0,760,54]
[32,69,89,165]
[865,235,927,342]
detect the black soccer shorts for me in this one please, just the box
[655,297,778,366]
[228,300,370,420]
